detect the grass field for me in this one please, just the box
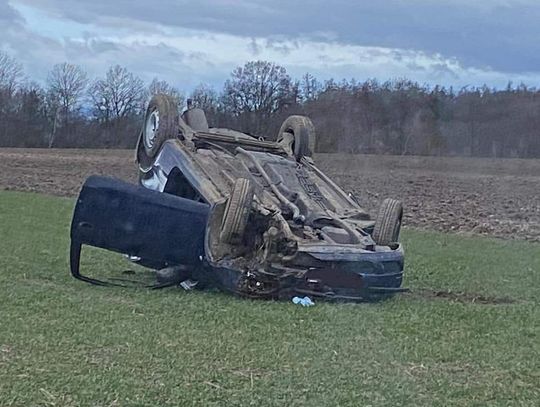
[1,191,539,406]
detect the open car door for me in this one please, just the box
[70,176,210,286]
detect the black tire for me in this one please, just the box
[220,178,254,244]
[277,115,316,161]
[181,107,209,132]
[142,94,179,158]
[372,199,403,246]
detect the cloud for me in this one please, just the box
[0,0,21,23]
[12,0,540,73]
[1,0,540,91]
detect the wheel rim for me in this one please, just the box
[143,109,160,149]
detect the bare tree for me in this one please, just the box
[300,72,321,102]
[3,55,540,158]
[44,89,61,147]
[148,78,184,106]
[0,52,24,145]
[222,61,292,116]
[456,87,482,156]
[90,65,146,121]
[221,61,292,134]
[47,63,88,123]
[190,83,219,112]
[0,51,24,96]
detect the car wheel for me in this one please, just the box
[277,115,316,161]
[372,198,403,246]
[220,178,254,244]
[142,94,179,158]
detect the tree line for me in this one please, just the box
[1,52,539,158]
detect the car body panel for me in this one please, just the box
[69,176,210,285]
[69,115,405,301]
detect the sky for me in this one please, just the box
[1,0,540,91]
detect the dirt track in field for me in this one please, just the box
[1,148,539,242]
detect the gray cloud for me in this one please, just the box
[12,0,540,73]
[1,0,540,90]
[0,3,210,87]
[0,1,20,19]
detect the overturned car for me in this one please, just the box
[70,95,405,301]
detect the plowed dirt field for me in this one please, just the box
[1,148,539,241]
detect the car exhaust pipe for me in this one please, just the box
[70,176,210,286]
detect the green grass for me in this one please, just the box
[0,191,539,406]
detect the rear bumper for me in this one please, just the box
[205,244,405,302]
[287,244,405,300]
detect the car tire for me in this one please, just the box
[220,178,254,244]
[142,94,180,158]
[277,115,316,161]
[372,198,403,246]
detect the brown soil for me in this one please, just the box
[0,149,137,197]
[1,148,539,242]
[318,154,540,242]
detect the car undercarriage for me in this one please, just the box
[69,94,406,301]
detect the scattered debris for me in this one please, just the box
[180,279,198,291]
[292,296,315,307]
